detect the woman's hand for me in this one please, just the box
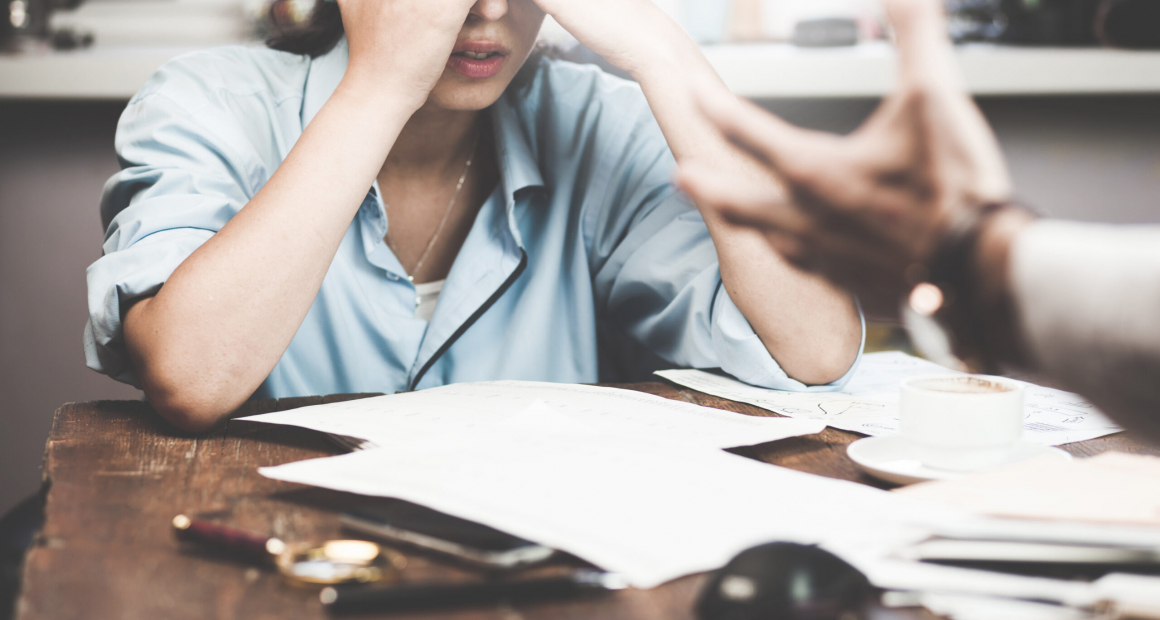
[533,0,684,76]
[679,0,1013,317]
[337,0,479,108]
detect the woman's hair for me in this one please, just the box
[267,0,345,58]
[265,0,547,89]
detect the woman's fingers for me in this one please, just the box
[339,0,478,96]
[531,0,672,73]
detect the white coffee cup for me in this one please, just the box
[899,374,1025,472]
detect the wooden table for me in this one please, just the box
[14,383,1158,620]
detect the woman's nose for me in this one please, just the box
[469,0,509,22]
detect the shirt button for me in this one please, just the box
[386,273,399,281]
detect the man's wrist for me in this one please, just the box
[968,206,1035,367]
[909,201,1036,372]
[972,208,1034,314]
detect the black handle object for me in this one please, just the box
[321,570,625,615]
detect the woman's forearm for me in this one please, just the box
[623,19,736,167]
[714,226,863,385]
[628,24,863,385]
[124,81,419,432]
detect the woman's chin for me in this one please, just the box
[425,82,507,112]
[425,59,530,112]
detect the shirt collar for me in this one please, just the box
[489,94,545,208]
[301,38,546,210]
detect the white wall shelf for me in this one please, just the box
[3,42,1160,100]
[0,46,203,100]
[706,42,1160,98]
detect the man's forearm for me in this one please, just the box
[969,207,1037,368]
[1002,220,1160,440]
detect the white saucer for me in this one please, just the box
[847,435,1072,486]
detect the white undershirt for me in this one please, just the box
[413,279,445,322]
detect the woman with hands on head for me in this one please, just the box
[87,0,864,432]
[679,0,1160,441]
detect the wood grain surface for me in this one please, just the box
[14,383,1159,620]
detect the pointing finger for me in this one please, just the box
[885,0,966,94]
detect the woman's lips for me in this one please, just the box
[447,53,508,79]
[448,40,510,79]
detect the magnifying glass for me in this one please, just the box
[172,514,407,586]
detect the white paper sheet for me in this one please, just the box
[861,560,1160,619]
[916,592,1091,620]
[242,380,827,451]
[250,395,1147,604]
[897,452,1160,527]
[656,352,1121,446]
[258,400,949,588]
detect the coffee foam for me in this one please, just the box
[910,376,1014,394]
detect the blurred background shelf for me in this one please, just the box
[0,46,213,100]
[707,42,1160,98]
[5,42,1160,100]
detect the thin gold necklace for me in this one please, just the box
[385,133,479,283]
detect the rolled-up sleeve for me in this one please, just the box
[584,85,861,391]
[85,70,262,386]
[711,284,863,391]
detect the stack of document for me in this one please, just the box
[657,352,1122,446]
[247,383,953,588]
[897,452,1160,527]
[245,381,1160,618]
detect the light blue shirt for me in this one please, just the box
[85,40,862,399]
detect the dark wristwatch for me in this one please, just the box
[902,201,1033,374]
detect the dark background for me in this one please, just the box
[2,94,1159,517]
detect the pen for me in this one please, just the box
[172,514,285,564]
[319,570,629,615]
